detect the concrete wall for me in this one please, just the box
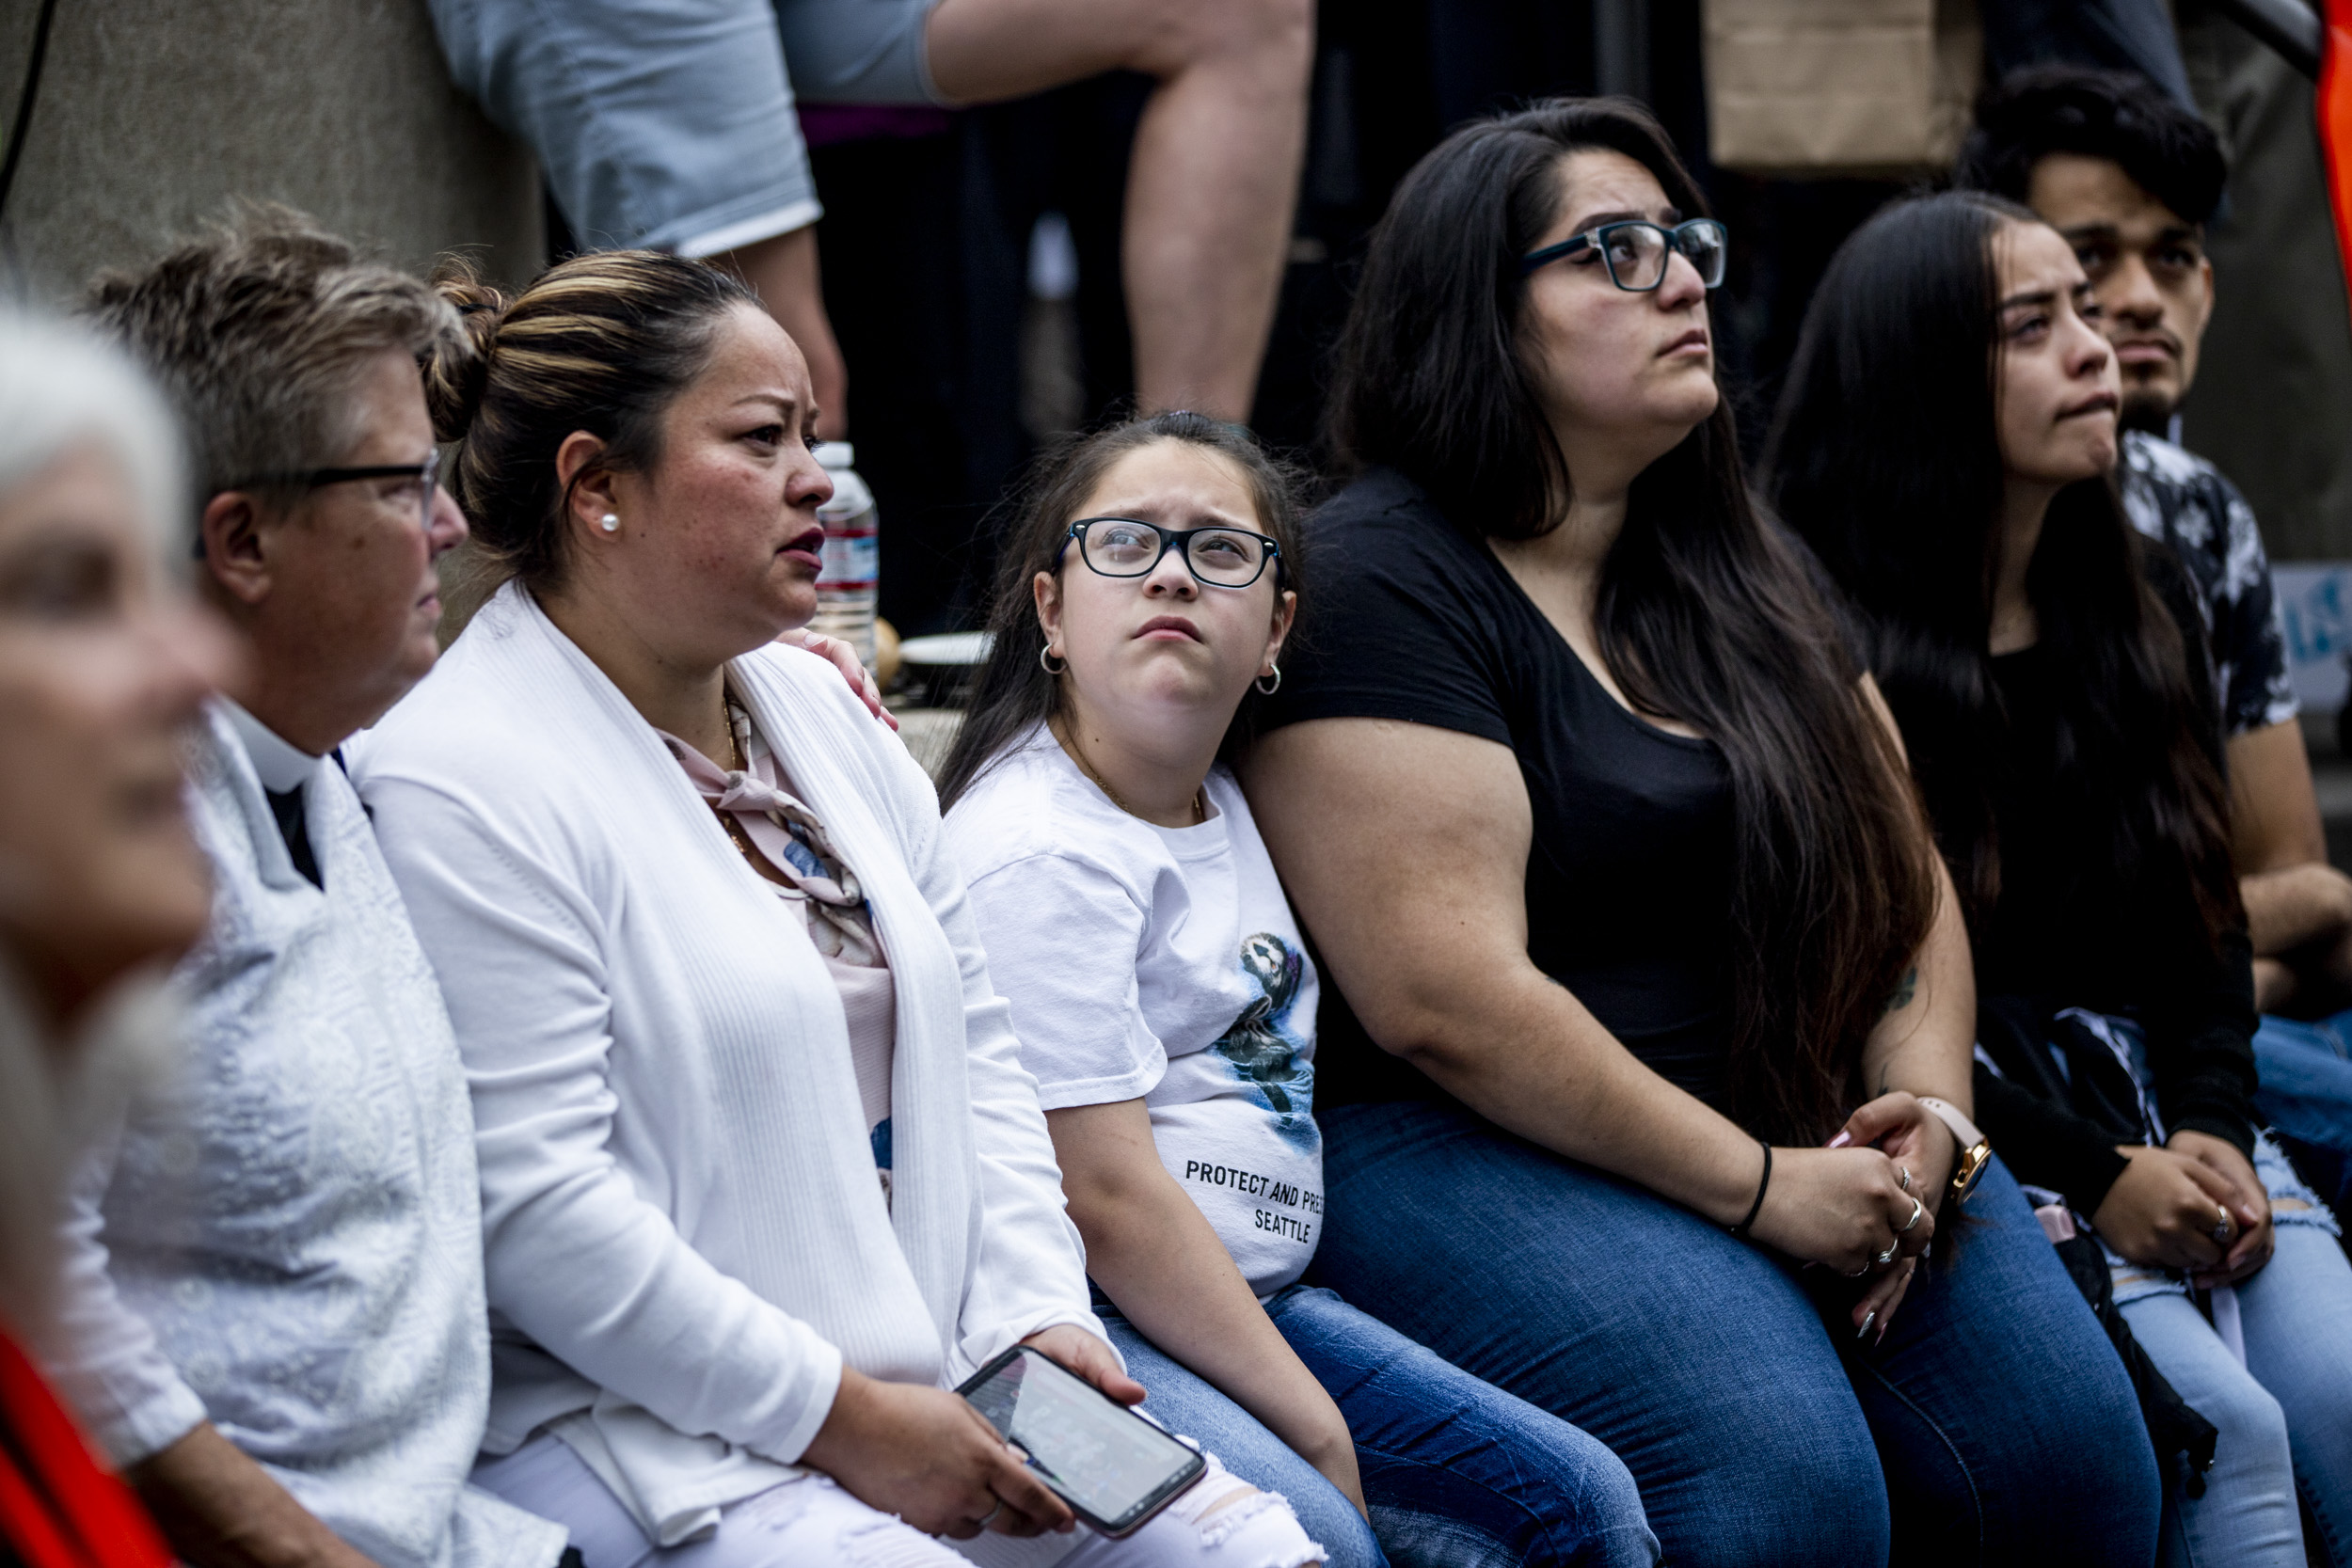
[0,0,541,307]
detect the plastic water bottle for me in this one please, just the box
[811,442,879,672]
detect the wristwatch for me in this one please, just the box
[1917,1097,1992,1205]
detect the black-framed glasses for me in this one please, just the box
[1059,516,1282,589]
[1519,217,1728,292]
[225,449,442,532]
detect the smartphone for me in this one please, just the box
[957,1344,1206,1538]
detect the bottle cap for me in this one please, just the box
[812,441,855,469]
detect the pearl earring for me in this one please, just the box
[598,513,620,533]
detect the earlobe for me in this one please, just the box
[1032,570,1063,642]
[1265,589,1298,657]
[556,430,619,540]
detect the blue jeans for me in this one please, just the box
[2252,1010,2352,1214]
[1307,1101,2163,1568]
[2112,1135,2352,1568]
[1104,1286,1658,1568]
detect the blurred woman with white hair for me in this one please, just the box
[0,314,233,1565]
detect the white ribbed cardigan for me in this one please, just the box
[351,583,1100,1541]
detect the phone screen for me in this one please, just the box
[959,1346,1206,1536]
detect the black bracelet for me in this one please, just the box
[1730,1139,1772,1240]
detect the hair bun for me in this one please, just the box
[423,261,510,442]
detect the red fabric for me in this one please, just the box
[0,1328,170,1568]
[2325,0,2352,325]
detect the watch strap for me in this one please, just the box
[1915,1096,1984,1151]
[1918,1095,1991,1200]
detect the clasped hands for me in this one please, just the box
[2092,1130,2272,1289]
[1742,1092,1958,1346]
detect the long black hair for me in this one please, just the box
[936,412,1308,814]
[1765,190,2237,944]
[1329,97,1940,1146]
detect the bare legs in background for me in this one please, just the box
[928,0,1313,422]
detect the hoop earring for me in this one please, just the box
[598,513,620,533]
[1254,662,1282,696]
[1040,645,1068,676]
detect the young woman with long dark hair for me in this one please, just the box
[1770,189,2352,1568]
[938,411,1659,1568]
[1240,99,2160,1564]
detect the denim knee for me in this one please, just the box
[1663,1378,1890,1568]
[2200,1372,2294,1483]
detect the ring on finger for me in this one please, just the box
[1873,1243,1899,1266]
[1897,1165,1913,1193]
[2212,1204,2234,1247]
[977,1498,1005,1529]
[1899,1196,1924,1233]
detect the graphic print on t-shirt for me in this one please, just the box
[1211,932,1315,1151]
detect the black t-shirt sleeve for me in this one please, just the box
[1258,473,1516,750]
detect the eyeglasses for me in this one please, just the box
[1059,516,1282,589]
[1519,218,1729,292]
[225,448,443,533]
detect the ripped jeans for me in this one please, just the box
[2108,1134,2352,1568]
[473,1427,1324,1568]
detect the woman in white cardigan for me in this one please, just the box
[351,252,1321,1568]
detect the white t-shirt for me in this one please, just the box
[947,727,1323,1296]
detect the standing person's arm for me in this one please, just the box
[1242,718,1926,1275]
[713,228,849,441]
[1047,1101,1365,1515]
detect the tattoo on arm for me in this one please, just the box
[1883,966,1917,1016]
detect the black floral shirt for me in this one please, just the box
[2118,431,2299,737]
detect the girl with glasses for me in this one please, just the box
[938,412,1658,1568]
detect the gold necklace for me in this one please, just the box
[717,702,763,863]
[1052,715,1204,826]
[724,705,749,772]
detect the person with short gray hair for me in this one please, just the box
[43,207,570,1568]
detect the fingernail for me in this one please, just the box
[1828,1132,1853,1149]
[1856,1309,1877,1341]
[1875,1321,1889,1347]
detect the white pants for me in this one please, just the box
[474,1432,1326,1568]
